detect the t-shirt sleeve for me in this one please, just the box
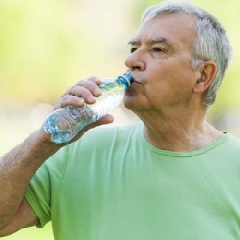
[24,145,69,228]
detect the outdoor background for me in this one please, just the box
[0,0,239,239]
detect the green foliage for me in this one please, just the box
[3,224,53,240]
[0,0,124,104]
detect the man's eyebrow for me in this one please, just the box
[128,37,175,51]
[148,37,175,50]
[128,39,140,46]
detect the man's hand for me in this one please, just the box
[45,76,114,143]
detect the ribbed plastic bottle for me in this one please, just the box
[43,72,133,144]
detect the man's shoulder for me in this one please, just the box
[224,132,240,150]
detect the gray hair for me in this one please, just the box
[142,1,232,109]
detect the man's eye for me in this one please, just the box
[152,47,163,52]
[130,47,138,53]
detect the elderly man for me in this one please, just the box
[0,1,237,240]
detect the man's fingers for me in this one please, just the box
[54,76,103,110]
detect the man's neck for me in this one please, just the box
[137,109,223,152]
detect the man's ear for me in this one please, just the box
[193,60,217,93]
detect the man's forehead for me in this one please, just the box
[141,12,197,35]
[130,13,196,47]
[143,12,197,27]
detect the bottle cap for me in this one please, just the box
[118,73,133,88]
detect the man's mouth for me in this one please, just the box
[130,75,140,84]
[133,79,141,84]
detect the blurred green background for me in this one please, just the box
[0,0,239,239]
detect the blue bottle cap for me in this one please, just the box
[118,73,133,89]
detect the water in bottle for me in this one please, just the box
[44,72,133,144]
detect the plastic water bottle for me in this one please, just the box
[44,72,133,144]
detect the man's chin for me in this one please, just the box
[123,96,139,111]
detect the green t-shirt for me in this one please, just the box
[25,121,240,240]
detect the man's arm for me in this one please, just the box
[0,198,39,237]
[0,129,61,236]
[0,76,114,236]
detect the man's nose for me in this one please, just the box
[125,49,145,71]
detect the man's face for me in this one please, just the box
[124,13,200,115]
